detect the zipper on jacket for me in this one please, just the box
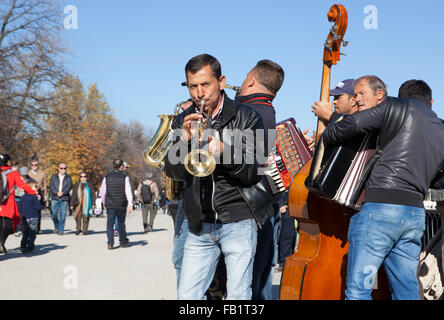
[235,186,262,230]
[211,173,217,221]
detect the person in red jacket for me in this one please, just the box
[0,154,38,254]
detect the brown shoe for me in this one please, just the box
[107,244,114,250]
[120,239,129,248]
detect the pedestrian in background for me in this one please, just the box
[0,154,38,254]
[100,159,133,250]
[70,172,96,235]
[136,172,159,233]
[49,163,72,235]
[17,181,42,253]
[28,160,47,232]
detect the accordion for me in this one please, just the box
[305,130,376,209]
[264,118,313,195]
[305,97,409,210]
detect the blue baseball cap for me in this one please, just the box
[330,79,355,96]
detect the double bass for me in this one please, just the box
[280,4,390,300]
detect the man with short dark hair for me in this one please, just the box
[100,159,133,250]
[237,59,284,300]
[165,53,272,300]
[398,79,433,107]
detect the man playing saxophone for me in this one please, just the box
[164,53,272,300]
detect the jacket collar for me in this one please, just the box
[214,92,236,129]
[236,93,274,107]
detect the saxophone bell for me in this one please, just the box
[143,101,184,168]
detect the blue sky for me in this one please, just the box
[60,0,444,133]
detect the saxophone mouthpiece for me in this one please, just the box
[199,100,205,114]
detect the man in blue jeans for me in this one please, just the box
[322,75,444,299]
[49,163,72,235]
[100,159,133,250]
[165,54,272,300]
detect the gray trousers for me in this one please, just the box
[141,203,157,231]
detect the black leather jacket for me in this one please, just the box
[165,94,273,235]
[323,97,444,208]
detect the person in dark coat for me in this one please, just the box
[17,181,42,253]
[49,163,73,235]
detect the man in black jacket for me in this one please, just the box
[49,163,72,235]
[322,75,444,300]
[236,59,284,300]
[165,54,272,300]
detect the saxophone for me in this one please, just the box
[144,101,188,200]
[143,101,187,168]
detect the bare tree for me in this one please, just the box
[0,0,67,162]
[102,121,159,189]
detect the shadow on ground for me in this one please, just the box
[0,243,68,261]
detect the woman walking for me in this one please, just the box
[70,172,96,235]
[0,154,38,253]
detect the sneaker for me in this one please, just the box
[108,244,114,250]
[75,231,81,236]
[14,231,22,237]
[82,231,88,235]
[57,231,63,236]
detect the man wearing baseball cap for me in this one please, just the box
[311,78,358,124]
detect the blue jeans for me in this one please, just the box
[173,219,188,289]
[172,198,188,289]
[252,213,275,300]
[21,218,39,251]
[346,202,425,300]
[106,208,127,246]
[178,219,257,300]
[51,199,68,233]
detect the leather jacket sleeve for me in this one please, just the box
[323,101,387,145]
[221,108,264,186]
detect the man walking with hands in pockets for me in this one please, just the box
[100,159,133,250]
